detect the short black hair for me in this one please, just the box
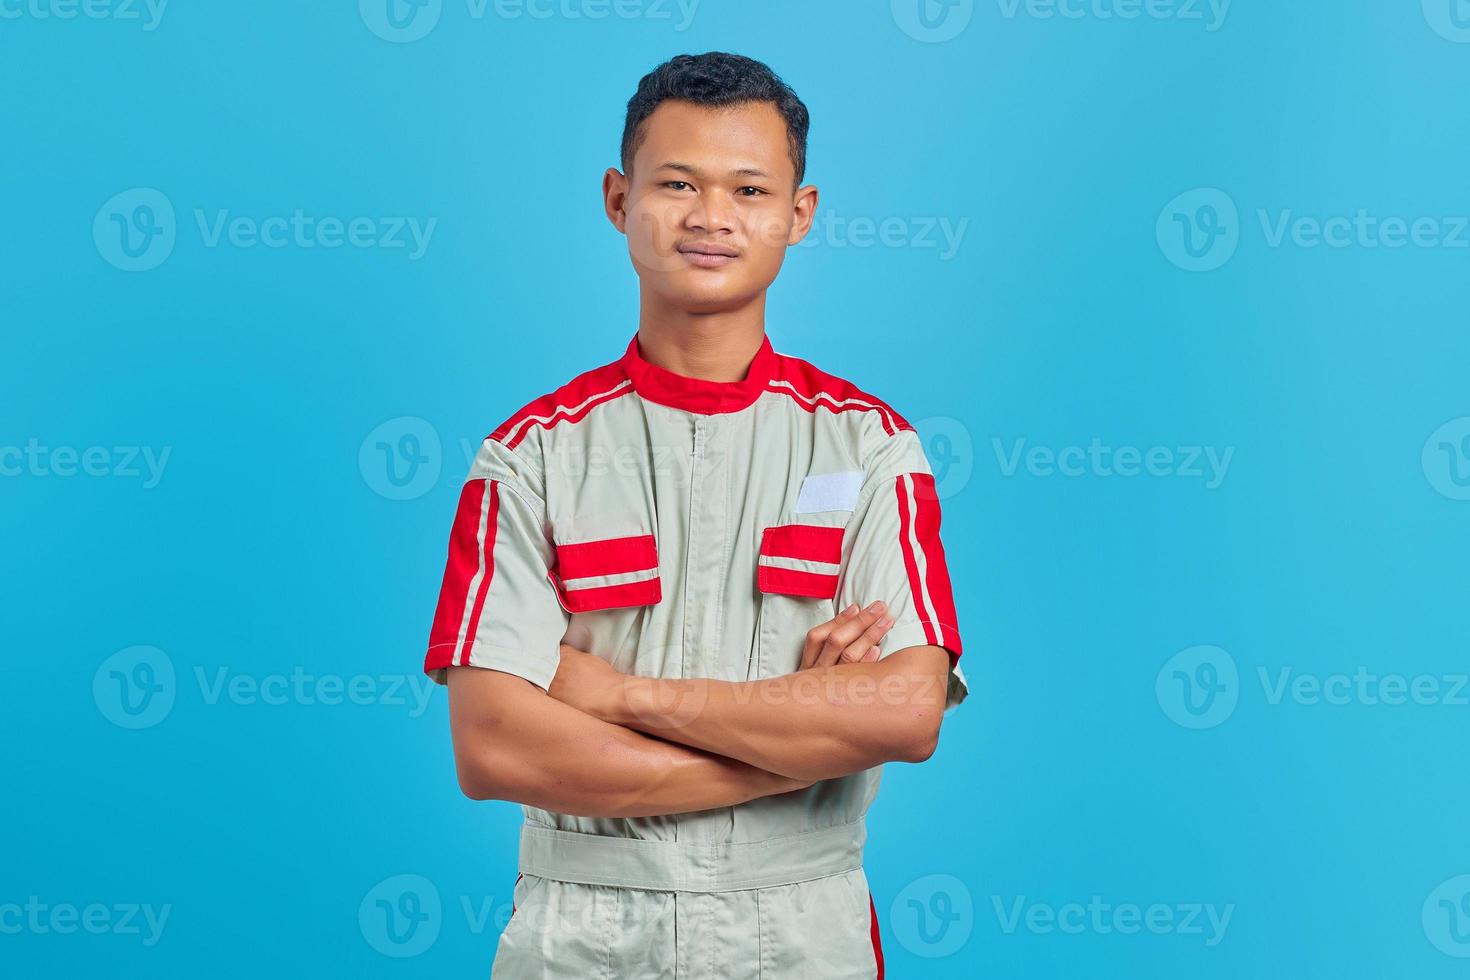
[621,52,810,187]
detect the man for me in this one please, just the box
[423,51,968,978]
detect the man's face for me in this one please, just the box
[605,99,817,314]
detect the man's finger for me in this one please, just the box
[839,614,895,663]
[816,601,886,668]
[801,604,856,669]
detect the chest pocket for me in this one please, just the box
[550,533,661,613]
[753,521,847,677]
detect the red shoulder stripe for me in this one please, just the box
[766,353,913,436]
[487,362,631,449]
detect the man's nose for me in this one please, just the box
[686,191,736,234]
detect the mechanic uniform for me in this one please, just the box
[424,332,968,979]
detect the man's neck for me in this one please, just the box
[635,299,768,383]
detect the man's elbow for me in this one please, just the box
[873,647,948,764]
[453,739,531,802]
[455,754,509,801]
[890,712,942,764]
[457,772,500,802]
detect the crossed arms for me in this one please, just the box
[447,602,951,818]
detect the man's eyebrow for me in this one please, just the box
[656,161,773,180]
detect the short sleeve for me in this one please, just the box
[836,426,969,711]
[422,439,570,690]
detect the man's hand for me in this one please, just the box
[549,602,897,721]
[543,604,941,783]
[798,601,895,669]
[548,644,624,718]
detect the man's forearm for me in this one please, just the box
[594,646,951,783]
[475,722,809,818]
[449,667,808,818]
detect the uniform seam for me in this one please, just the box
[495,478,548,521]
[476,435,551,504]
[600,887,614,980]
[679,422,703,688]
[756,887,767,980]
[713,436,733,671]
[705,892,715,978]
[858,431,925,494]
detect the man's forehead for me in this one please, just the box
[635,100,794,180]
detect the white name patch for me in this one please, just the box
[794,470,864,514]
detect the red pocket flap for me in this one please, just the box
[757,524,844,598]
[552,534,661,613]
[556,534,658,579]
[760,524,845,564]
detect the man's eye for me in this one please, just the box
[665,181,691,191]
[737,187,766,197]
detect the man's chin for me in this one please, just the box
[649,276,764,315]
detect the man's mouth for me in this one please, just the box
[677,243,740,268]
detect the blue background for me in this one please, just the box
[4,0,1470,976]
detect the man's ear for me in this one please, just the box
[603,168,630,234]
[787,183,819,246]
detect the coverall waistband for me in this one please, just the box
[518,821,867,893]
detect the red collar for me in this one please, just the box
[617,332,779,415]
